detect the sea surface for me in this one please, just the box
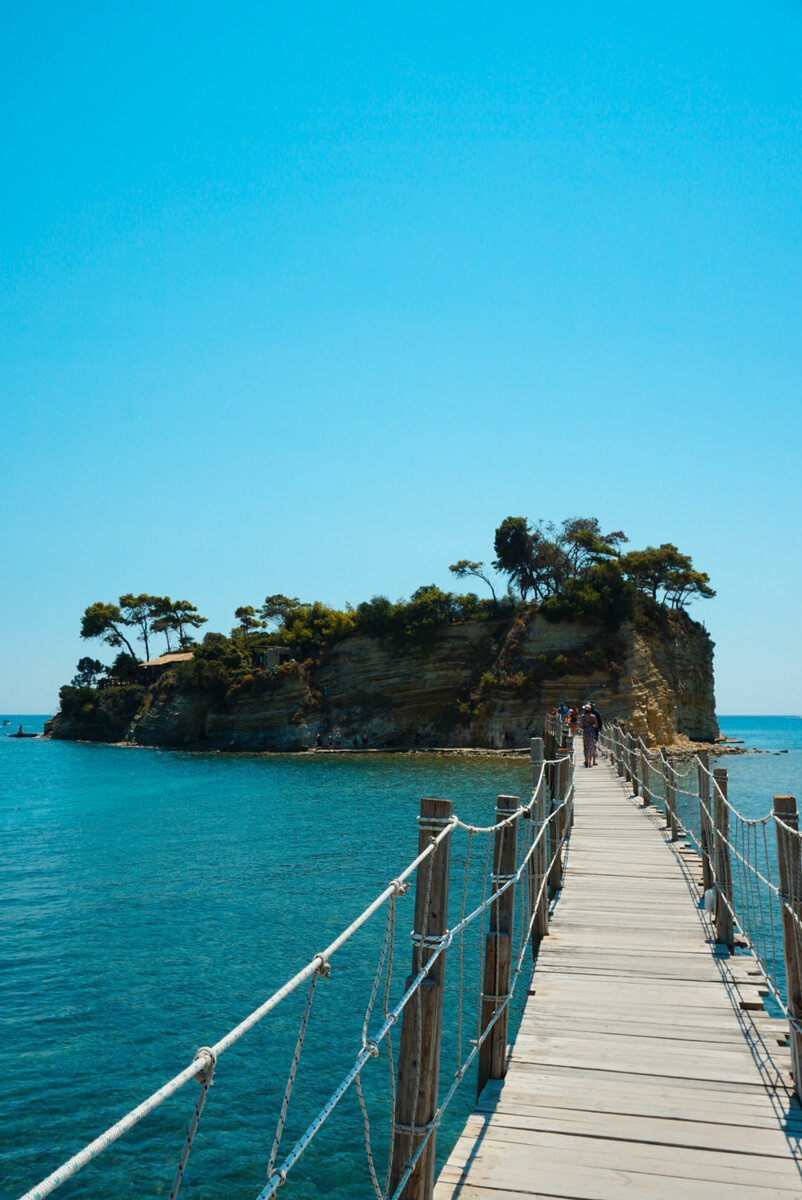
[2,715,801,1200]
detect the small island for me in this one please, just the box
[45,516,718,751]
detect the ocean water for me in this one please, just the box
[0,721,533,1200]
[3,715,802,1200]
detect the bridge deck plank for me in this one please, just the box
[434,740,802,1199]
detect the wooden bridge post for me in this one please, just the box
[529,738,548,954]
[712,768,734,952]
[659,749,672,832]
[667,768,679,842]
[565,737,575,829]
[548,754,566,897]
[478,795,520,1098]
[628,731,639,796]
[640,746,651,806]
[390,797,453,1200]
[697,751,714,893]
[543,718,554,806]
[622,728,632,785]
[774,794,802,1099]
[615,723,625,777]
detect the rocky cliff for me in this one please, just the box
[45,610,717,750]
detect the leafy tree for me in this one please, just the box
[70,657,106,687]
[151,598,207,650]
[280,601,355,656]
[399,585,456,643]
[448,560,498,603]
[665,567,716,608]
[620,544,715,609]
[172,600,207,645]
[233,605,265,639]
[540,560,636,630]
[529,526,573,599]
[108,652,141,680]
[560,518,628,570]
[259,594,301,631]
[355,595,397,638]
[493,517,538,600]
[118,593,164,661]
[80,601,139,660]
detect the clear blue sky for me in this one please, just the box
[2,1,800,714]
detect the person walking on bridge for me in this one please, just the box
[581,703,598,767]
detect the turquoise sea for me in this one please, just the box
[2,715,802,1200]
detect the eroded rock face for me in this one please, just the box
[46,612,717,749]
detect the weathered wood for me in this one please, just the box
[529,738,548,954]
[659,748,672,834]
[713,768,734,952]
[547,757,565,897]
[478,795,519,1097]
[436,758,802,1200]
[774,793,802,1099]
[391,796,453,1200]
[640,746,651,806]
[628,731,639,796]
[615,722,625,777]
[698,751,714,892]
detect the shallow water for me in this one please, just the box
[0,726,533,1199]
[3,716,802,1199]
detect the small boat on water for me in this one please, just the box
[2,719,10,725]
[9,729,38,739]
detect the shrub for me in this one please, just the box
[280,602,356,656]
[540,561,635,630]
[59,685,96,716]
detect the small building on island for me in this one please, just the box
[140,651,195,679]
[252,646,292,670]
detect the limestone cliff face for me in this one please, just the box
[46,612,717,749]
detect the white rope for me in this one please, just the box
[16,748,571,1200]
[168,1047,217,1200]
[266,955,329,1183]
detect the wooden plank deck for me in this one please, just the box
[434,740,802,1199]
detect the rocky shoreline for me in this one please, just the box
[47,610,718,752]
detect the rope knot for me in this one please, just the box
[313,954,331,979]
[363,1038,380,1059]
[390,878,411,897]
[192,1046,217,1083]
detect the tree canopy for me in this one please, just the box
[619,544,715,607]
[80,594,207,663]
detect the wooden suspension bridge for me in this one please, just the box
[15,717,802,1200]
[433,731,802,1200]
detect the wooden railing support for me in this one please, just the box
[659,749,672,833]
[615,723,625,777]
[478,795,520,1098]
[697,751,714,892]
[390,797,453,1200]
[529,738,548,955]
[622,725,632,783]
[712,768,734,952]
[640,746,651,806]
[629,731,639,796]
[667,771,679,841]
[774,794,802,1099]
[548,756,566,897]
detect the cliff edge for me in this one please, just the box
[45,609,717,750]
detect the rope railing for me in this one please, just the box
[17,733,575,1200]
[600,719,802,1100]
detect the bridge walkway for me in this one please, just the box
[434,740,802,1199]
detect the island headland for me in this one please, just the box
[45,518,718,751]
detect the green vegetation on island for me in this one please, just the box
[58,516,713,719]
